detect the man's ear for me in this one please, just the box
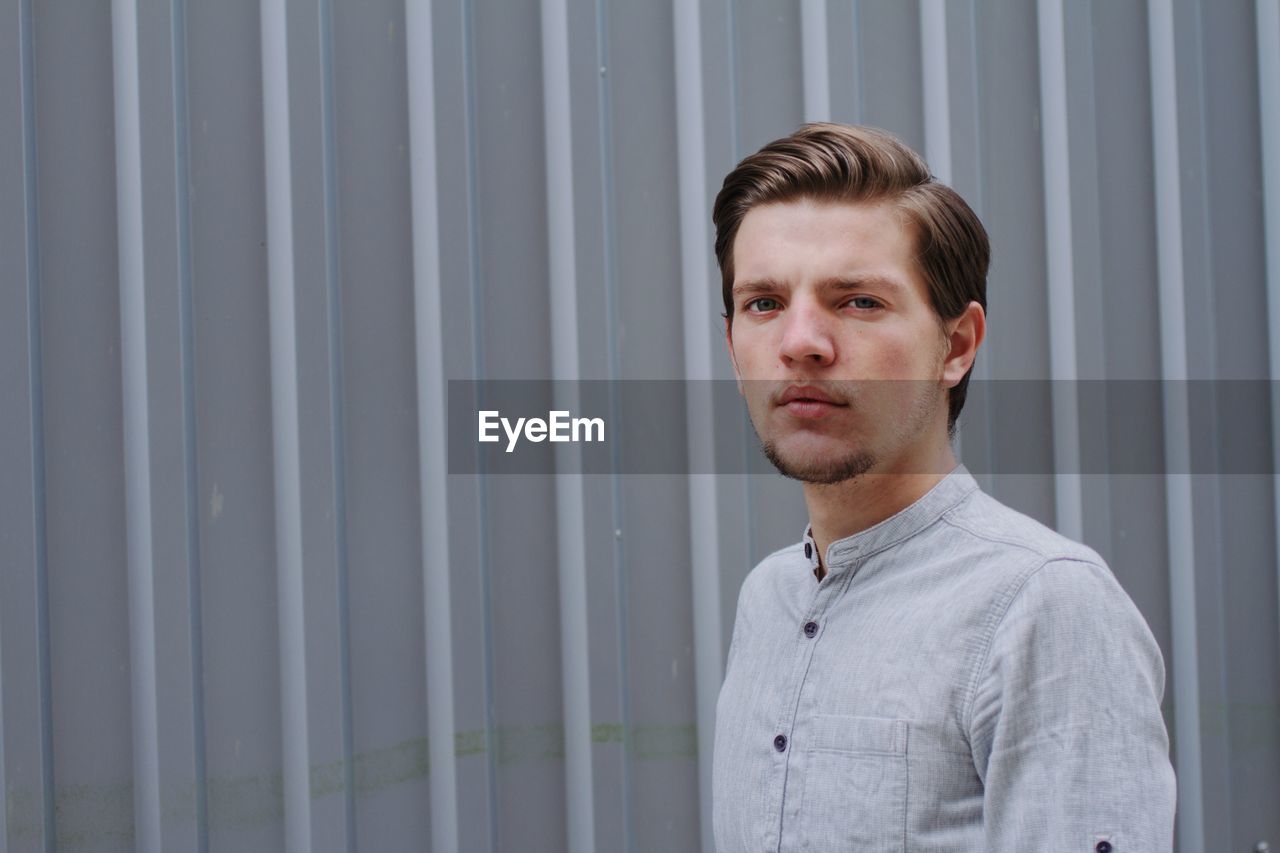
[724,313,744,395]
[941,301,986,388]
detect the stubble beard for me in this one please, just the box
[759,438,876,485]
[754,379,947,485]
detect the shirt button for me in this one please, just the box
[804,543,812,559]
[773,734,787,752]
[1095,842,1112,853]
[803,621,818,638]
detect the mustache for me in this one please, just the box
[765,380,860,407]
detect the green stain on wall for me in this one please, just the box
[5,721,698,847]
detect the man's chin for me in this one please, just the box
[760,440,875,485]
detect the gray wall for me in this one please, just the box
[1,0,1278,851]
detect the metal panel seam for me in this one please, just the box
[674,4,723,852]
[540,1,596,851]
[168,0,210,845]
[316,1,358,847]
[1147,1,1205,848]
[1035,0,1084,541]
[801,0,830,123]
[1258,0,1280,688]
[111,0,163,848]
[919,0,952,185]
[591,0,636,848]
[726,0,756,572]
[405,2,461,850]
[459,2,501,848]
[261,0,312,848]
[1188,0,1233,838]
[850,0,864,123]
[18,0,55,847]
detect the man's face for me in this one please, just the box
[725,199,956,484]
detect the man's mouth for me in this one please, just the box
[775,385,849,419]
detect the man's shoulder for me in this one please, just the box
[901,486,1130,612]
[940,486,1106,570]
[747,540,807,579]
[934,490,1155,669]
[735,542,807,603]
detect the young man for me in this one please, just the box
[711,124,1175,852]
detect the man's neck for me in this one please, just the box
[805,443,958,579]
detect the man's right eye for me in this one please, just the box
[746,297,781,313]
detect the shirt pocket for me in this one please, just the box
[797,715,909,853]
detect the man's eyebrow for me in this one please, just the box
[822,275,907,294]
[731,275,909,299]
[730,280,784,299]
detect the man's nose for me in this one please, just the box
[778,303,835,366]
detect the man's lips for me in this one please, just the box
[775,386,848,419]
[776,385,847,406]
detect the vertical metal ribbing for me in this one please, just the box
[673,3,722,852]
[260,0,311,849]
[0,601,4,847]
[920,0,989,480]
[404,2,460,850]
[592,0,635,847]
[1147,1,1204,847]
[850,0,864,123]
[726,0,740,159]
[539,1,595,850]
[800,0,830,122]
[919,0,952,185]
[111,0,162,849]
[0,590,4,845]
[169,0,209,846]
[963,0,984,216]
[459,1,501,848]
[1257,0,1280,669]
[18,0,55,848]
[315,1,357,848]
[727,0,758,572]
[1035,0,1083,541]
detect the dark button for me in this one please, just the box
[1095,842,1112,853]
[804,543,812,559]
[773,734,787,752]
[803,621,818,638]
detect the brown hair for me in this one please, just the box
[713,123,989,430]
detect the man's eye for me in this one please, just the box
[848,296,881,310]
[746,297,781,312]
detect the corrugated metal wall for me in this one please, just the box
[1,0,1278,851]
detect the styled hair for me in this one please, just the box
[712,123,989,430]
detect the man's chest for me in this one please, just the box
[713,569,992,852]
[726,566,987,731]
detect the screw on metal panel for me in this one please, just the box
[1255,842,1271,853]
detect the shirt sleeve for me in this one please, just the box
[967,558,1176,852]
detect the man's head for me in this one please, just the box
[715,123,988,483]
[714,123,989,432]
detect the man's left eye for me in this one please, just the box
[848,296,881,309]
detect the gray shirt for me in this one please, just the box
[713,466,1175,852]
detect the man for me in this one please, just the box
[711,124,1175,852]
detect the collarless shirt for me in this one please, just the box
[712,466,1175,852]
